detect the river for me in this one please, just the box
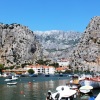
[0,76,99,100]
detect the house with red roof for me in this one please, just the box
[24,65,55,75]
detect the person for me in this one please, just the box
[46,90,53,100]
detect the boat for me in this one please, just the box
[45,74,50,77]
[79,85,93,94]
[47,86,77,100]
[4,76,18,81]
[59,73,63,77]
[66,74,81,90]
[79,85,97,100]
[4,79,12,82]
[7,82,17,85]
[79,76,100,89]
[29,74,38,77]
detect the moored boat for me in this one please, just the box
[45,74,50,77]
[4,76,18,81]
[79,76,100,89]
[46,86,77,100]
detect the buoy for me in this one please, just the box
[20,91,24,94]
[28,82,32,84]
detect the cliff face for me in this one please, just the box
[34,30,82,61]
[69,16,100,72]
[0,23,42,67]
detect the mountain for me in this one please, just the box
[69,16,100,72]
[34,30,82,61]
[0,23,42,67]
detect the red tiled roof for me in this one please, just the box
[56,67,68,71]
[26,65,54,69]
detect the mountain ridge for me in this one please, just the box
[69,16,100,72]
[34,30,82,60]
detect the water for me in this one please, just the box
[0,76,99,100]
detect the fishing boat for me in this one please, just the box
[47,86,77,100]
[79,76,100,89]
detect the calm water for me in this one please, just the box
[0,76,99,100]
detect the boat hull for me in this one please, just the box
[80,79,100,89]
[52,89,76,100]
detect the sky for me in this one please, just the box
[0,0,100,32]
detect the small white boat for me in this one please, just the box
[7,82,17,85]
[51,86,77,100]
[4,76,18,81]
[11,76,18,81]
[4,79,12,82]
[79,85,93,94]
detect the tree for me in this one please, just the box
[36,59,51,65]
[64,70,72,74]
[49,63,59,68]
[28,69,34,74]
[0,64,4,74]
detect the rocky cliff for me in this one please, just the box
[34,30,82,61]
[69,16,100,72]
[0,23,42,67]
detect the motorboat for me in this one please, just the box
[4,79,12,82]
[49,86,77,100]
[79,76,100,89]
[79,85,93,94]
[4,76,18,81]
[29,74,38,77]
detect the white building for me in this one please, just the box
[57,59,70,67]
[24,65,55,75]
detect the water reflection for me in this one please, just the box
[0,78,69,100]
[0,77,99,100]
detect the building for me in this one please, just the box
[56,67,68,72]
[57,58,70,67]
[24,65,55,75]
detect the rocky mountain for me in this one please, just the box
[69,16,100,72]
[34,30,82,61]
[0,23,42,67]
